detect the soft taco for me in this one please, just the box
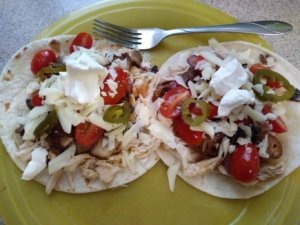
[0,33,160,194]
[146,39,300,199]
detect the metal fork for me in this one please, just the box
[93,19,292,50]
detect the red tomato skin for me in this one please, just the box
[70,32,93,53]
[208,103,218,119]
[31,91,43,106]
[249,63,270,75]
[173,116,206,145]
[75,122,105,150]
[31,50,56,74]
[101,68,129,105]
[266,80,281,89]
[261,105,287,133]
[270,117,287,133]
[159,86,191,118]
[228,144,260,183]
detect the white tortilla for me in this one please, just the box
[156,41,300,199]
[0,35,159,193]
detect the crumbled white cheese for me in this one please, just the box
[22,147,48,180]
[243,105,267,123]
[218,89,255,117]
[258,135,270,158]
[210,58,248,96]
[190,121,215,138]
[61,51,106,104]
[148,118,177,149]
[212,120,238,137]
[201,66,215,80]
[56,105,85,134]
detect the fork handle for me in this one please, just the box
[165,21,293,36]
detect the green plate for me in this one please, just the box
[1,0,300,224]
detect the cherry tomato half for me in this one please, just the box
[159,86,191,118]
[262,105,287,133]
[270,116,288,133]
[70,32,93,53]
[31,49,56,74]
[228,144,260,183]
[75,122,105,150]
[173,116,206,145]
[101,68,129,105]
[249,63,270,75]
[30,91,43,107]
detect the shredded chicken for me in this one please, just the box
[257,163,284,181]
[46,170,63,194]
[183,157,222,177]
[96,161,121,183]
[132,76,151,97]
[80,158,99,180]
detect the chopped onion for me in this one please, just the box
[122,121,141,148]
[48,144,76,175]
[148,119,177,149]
[57,105,85,134]
[188,81,197,98]
[199,50,224,66]
[23,113,48,140]
[258,135,270,158]
[174,75,188,88]
[28,105,52,119]
[167,162,181,192]
[243,105,267,123]
[190,121,215,138]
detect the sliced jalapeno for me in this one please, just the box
[103,101,131,124]
[36,63,66,79]
[252,69,295,102]
[34,110,58,138]
[181,98,208,126]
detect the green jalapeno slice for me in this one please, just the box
[252,69,295,102]
[36,63,66,79]
[181,98,208,126]
[103,101,131,124]
[34,110,58,138]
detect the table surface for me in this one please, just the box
[0,0,300,224]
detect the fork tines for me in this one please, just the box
[93,19,141,48]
